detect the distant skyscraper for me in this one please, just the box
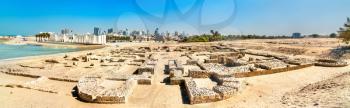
[154,28,164,42]
[122,31,127,36]
[61,29,72,35]
[174,31,179,36]
[125,28,129,36]
[94,27,101,36]
[146,30,150,36]
[107,28,113,34]
[154,28,160,37]
[292,32,302,38]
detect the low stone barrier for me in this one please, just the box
[188,69,212,78]
[255,61,288,70]
[186,59,198,65]
[77,77,138,104]
[131,73,152,85]
[213,86,236,99]
[204,59,219,63]
[283,58,314,65]
[315,59,348,67]
[168,60,184,74]
[234,64,313,78]
[169,69,185,85]
[1,69,79,82]
[138,60,157,74]
[170,77,185,85]
[184,75,244,104]
[226,59,248,67]
[184,79,221,104]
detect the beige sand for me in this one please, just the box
[0,38,349,108]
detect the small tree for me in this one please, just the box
[310,34,320,38]
[339,17,350,44]
[330,33,337,38]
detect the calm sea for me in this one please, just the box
[0,44,77,60]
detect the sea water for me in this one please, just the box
[0,44,77,60]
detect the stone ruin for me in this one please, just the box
[77,76,137,104]
[137,59,157,75]
[184,73,245,104]
[315,58,348,67]
[168,60,185,85]
[165,58,245,104]
[4,44,349,105]
[184,48,323,78]
[204,52,244,65]
[75,48,158,104]
[168,60,184,74]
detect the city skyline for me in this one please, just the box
[0,0,349,36]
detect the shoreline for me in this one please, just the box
[1,36,106,49]
[0,45,108,65]
[0,37,106,63]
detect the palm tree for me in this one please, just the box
[339,17,350,44]
[35,33,50,42]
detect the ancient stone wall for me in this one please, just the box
[77,77,138,104]
[234,64,313,78]
[184,79,221,104]
[188,69,212,78]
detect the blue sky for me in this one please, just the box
[0,0,349,36]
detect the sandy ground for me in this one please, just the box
[281,72,350,108]
[1,64,349,108]
[0,38,350,108]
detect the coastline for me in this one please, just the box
[0,45,108,65]
[0,36,106,63]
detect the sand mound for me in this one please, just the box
[281,73,350,107]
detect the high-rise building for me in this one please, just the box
[146,30,150,36]
[292,32,302,38]
[107,28,113,34]
[154,28,160,37]
[126,29,129,36]
[94,27,101,36]
[61,29,72,35]
[174,31,179,36]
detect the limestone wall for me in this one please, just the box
[204,59,219,63]
[77,77,138,104]
[315,59,348,67]
[188,69,212,78]
[234,64,313,78]
[138,60,157,74]
[168,60,184,74]
[184,79,221,104]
